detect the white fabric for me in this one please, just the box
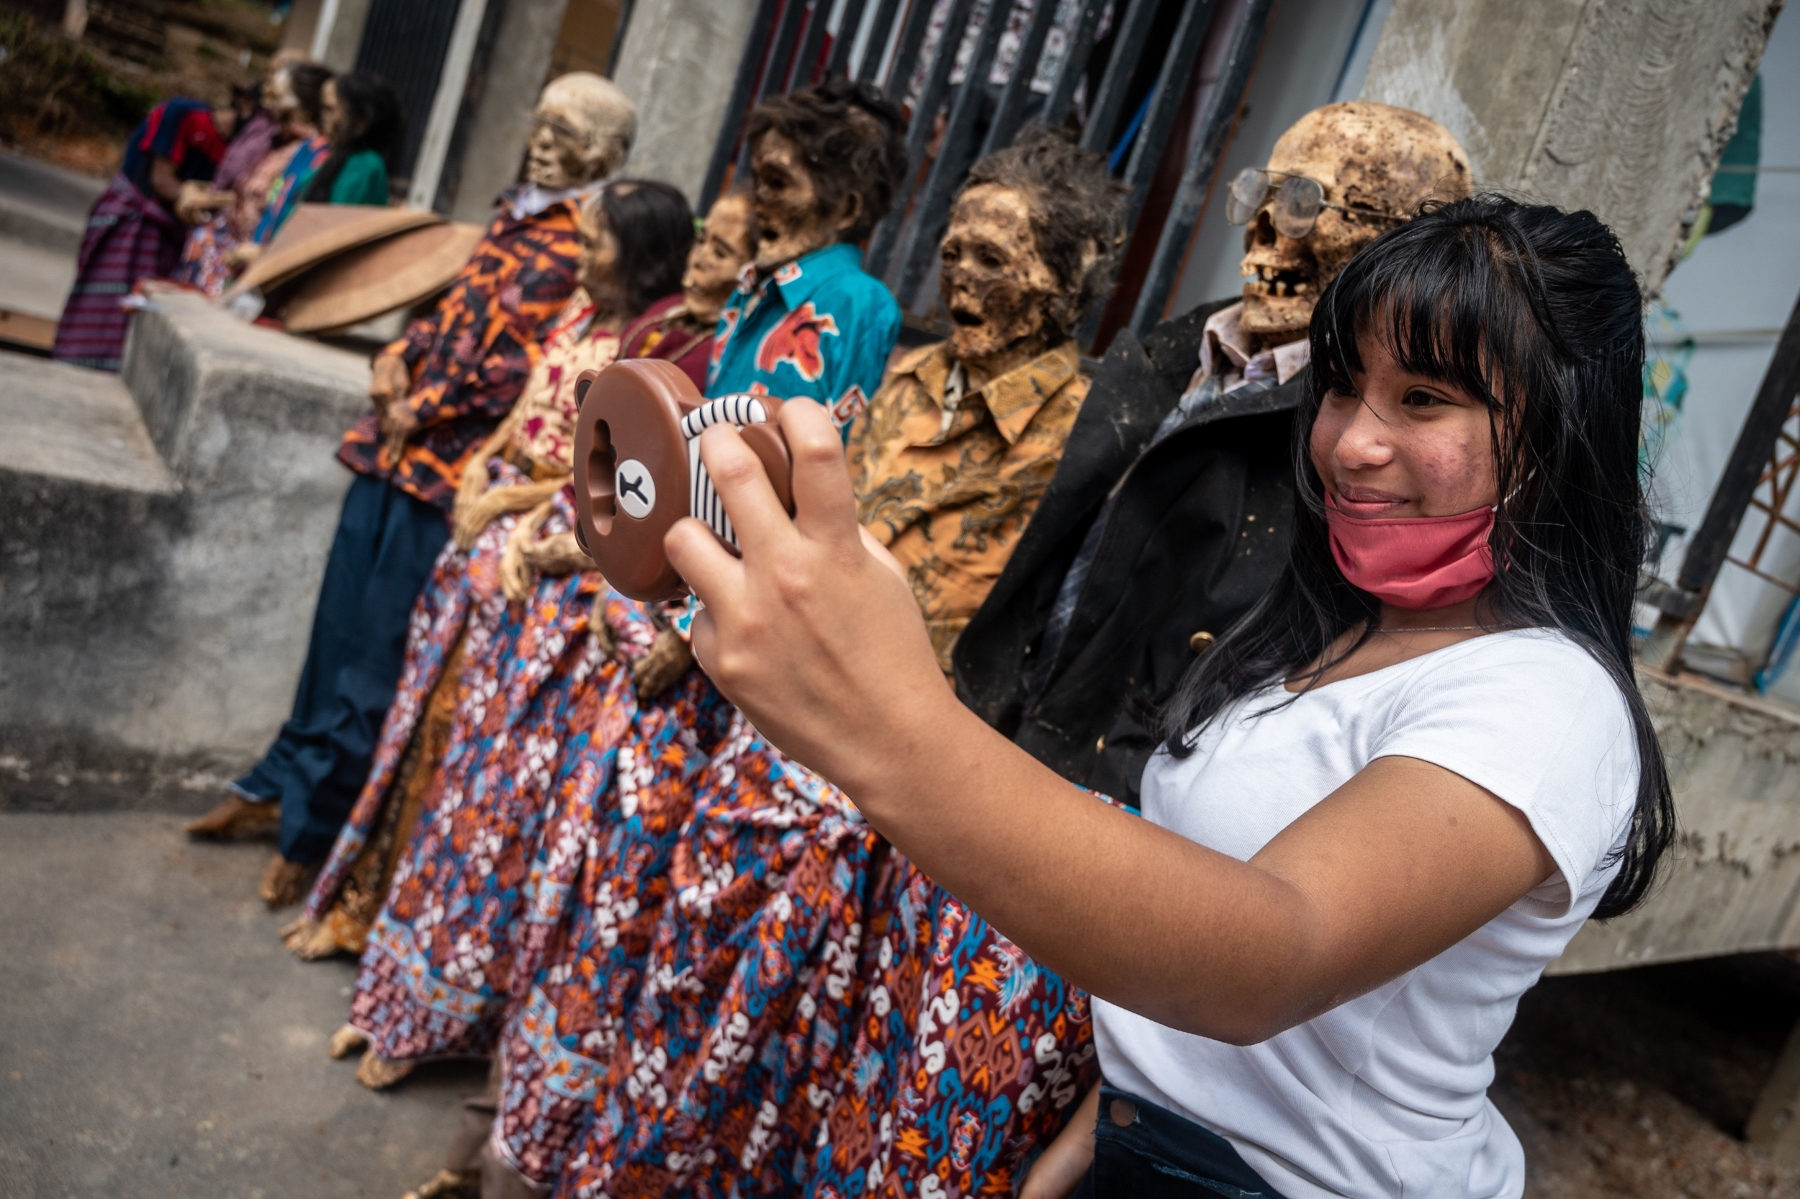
[1185,299,1311,402]
[1093,629,1638,1199]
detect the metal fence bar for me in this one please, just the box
[698,0,784,210]
[853,0,904,80]
[1117,0,1216,227]
[882,0,938,98]
[980,0,1060,156]
[792,0,835,89]
[760,0,812,104]
[827,0,874,77]
[1127,0,1272,339]
[867,0,979,277]
[890,0,1013,308]
[1641,292,1800,672]
[1079,0,1158,153]
[1042,0,1107,127]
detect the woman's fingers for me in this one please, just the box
[778,399,862,545]
[695,423,796,555]
[666,515,744,612]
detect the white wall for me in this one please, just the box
[1650,6,1800,694]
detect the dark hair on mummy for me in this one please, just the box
[1157,194,1673,919]
[958,123,1128,341]
[745,78,909,243]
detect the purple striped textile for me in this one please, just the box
[52,176,183,372]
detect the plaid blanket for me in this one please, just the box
[52,175,183,371]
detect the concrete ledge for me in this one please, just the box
[1550,673,1800,974]
[0,294,374,802]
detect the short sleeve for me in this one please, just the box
[1373,633,1639,917]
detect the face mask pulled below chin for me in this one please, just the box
[1324,493,1496,610]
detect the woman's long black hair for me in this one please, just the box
[304,71,403,203]
[597,179,694,318]
[1158,194,1674,919]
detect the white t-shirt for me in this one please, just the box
[1093,629,1638,1199]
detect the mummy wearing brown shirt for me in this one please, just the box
[849,124,1127,672]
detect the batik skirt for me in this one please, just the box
[335,476,645,1063]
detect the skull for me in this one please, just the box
[526,73,636,190]
[939,184,1064,377]
[683,192,754,327]
[1240,102,1471,340]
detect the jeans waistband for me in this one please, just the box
[1087,1083,1289,1199]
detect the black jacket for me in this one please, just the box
[953,299,1306,804]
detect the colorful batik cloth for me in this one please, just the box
[803,851,1099,1197]
[337,189,587,509]
[707,242,899,435]
[491,656,735,1185]
[849,340,1089,673]
[251,134,329,244]
[343,479,634,1062]
[619,293,715,393]
[554,714,880,1198]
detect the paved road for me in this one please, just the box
[0,812,484,1199]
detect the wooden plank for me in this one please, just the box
[0,307,57,354]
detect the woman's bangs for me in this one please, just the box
[1314,224,1537,414]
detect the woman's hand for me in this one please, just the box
[1020,1082,1100,1199]
[667,399,954,796]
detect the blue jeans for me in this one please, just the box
[1075,1084,1289,1199]
[235,473,448,863]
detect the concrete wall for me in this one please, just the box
[1362,0,1780,294]
[0,295,369,809]
[447,0,573,224]
[1551,672,1800,973]
[608,0,757,203]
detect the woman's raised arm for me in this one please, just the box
[668,399,1554,1043]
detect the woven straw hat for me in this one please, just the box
[227,204,443,298]
[280,221,486,334]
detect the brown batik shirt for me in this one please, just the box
[849,339,1088,674]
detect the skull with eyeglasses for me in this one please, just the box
[1226,102,1472,342]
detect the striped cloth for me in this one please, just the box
[52,175,184,372]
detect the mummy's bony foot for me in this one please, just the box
[185,794,280,840]
[259,853,315,908]
[357,1047,415,1089]
[328,1024,368,1059]
[280,916,342,960]
[401,1169,482,1199]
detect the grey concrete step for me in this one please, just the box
[0,349,175,494]
[0,150,108,255]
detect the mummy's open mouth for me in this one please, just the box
[1243,265,1314,298]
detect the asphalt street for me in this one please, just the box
[0,811,485,1199]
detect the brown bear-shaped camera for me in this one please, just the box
[571,361,795,601]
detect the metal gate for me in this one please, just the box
[697,0,1273,351]
[352,0,464,187]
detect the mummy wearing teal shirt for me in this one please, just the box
[706,242,900,438]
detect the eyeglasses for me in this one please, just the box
[533,115,585,143]
[1224,168,1405,239]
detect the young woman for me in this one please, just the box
[242,62,335,253]
[302,71,403,207]
[670,195,1673,1198]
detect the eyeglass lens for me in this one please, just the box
[1272,176,1325,239]
[1225,169,1328,239]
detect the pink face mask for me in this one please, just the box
[1324,493,1496,610]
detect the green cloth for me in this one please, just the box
[328,149,390,206]
[1709,74,1761,213]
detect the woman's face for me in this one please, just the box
[578,199,623,310]
[1309,329,1499,519]
[320,81,345,140]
